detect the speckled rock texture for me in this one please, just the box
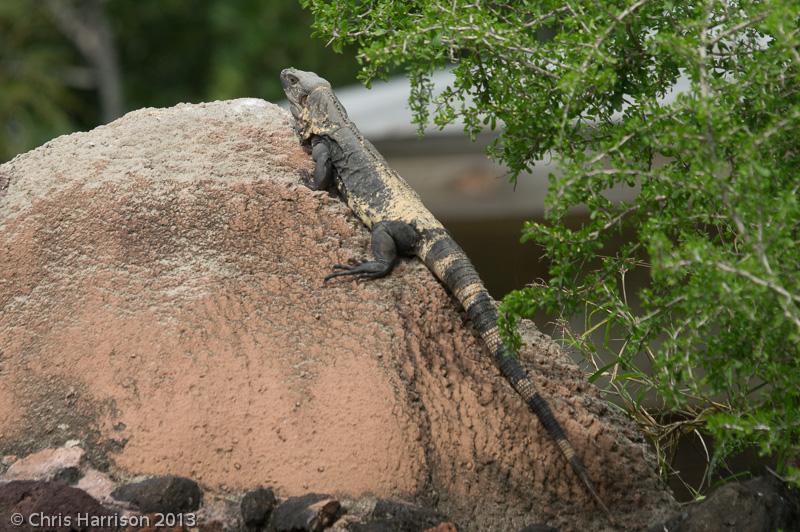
[648,475,799,532]
[0,99,676,530]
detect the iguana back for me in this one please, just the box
[295,82,443,234]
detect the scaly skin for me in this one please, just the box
[280,67,610,518]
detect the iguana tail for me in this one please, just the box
[420,231,609,516]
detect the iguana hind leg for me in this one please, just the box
[324,220,419,282]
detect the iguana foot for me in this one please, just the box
[324,260,392,282]
[323,221,419,283]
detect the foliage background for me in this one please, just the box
[0,0,359,162]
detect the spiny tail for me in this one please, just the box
[420,231,610,517]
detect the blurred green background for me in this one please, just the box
[0,0,360,162]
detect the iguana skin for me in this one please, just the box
[280,67,609,516]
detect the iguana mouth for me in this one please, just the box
[288,96,306,123]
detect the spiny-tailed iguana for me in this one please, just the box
[280,67,609,516]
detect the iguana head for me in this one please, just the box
[280,68,331,122]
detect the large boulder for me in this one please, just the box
[0,99,675,530]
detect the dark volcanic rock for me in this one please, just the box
[648,475,799,532]
[350,499,450,532]
[425,523,458,532]
[111,475,202,513]
[270,493,341,532]
[349,522,399,532]
[423,524,458,532]
[241,487,277,528]
[519,525,559,532]
[53,466,82,485]
[0,480,117,531]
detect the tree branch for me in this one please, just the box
[45,0,124,122]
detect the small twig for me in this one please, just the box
[706,13,768,46]
[713,262,800,305]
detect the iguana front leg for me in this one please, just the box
[324,221,419,282]
[310,136,333,190]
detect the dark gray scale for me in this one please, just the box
[328,139,396,219]
[421,232,496,334]
[465,293,498,334]
[310,130,391,216]
[309,91,392,217]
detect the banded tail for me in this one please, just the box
[420,231,610,516]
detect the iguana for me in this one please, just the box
[280,67,609,516]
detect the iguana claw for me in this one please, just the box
[323,260,391,282]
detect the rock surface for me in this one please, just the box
[111,475,203,513]
[76,468,117,504]
[649,475,799,532]
[349,499,449,532]
[518,525,559,532]
[0,480,117,531]
[270,493,341,532]
[241,486,277,528]
[2,445,83,481]
[0,99,675,530]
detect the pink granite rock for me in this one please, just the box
[2,446,83,482]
